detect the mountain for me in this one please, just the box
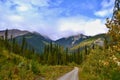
[0,29,52,53]
[55,34,90,48]
[0,29,29,39]
[14,32,52,53]
[15,33,94,53]
[71,34,106,50]
[0,29,106,53]
[15,32,91,53]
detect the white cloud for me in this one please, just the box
[11,0,50,7]
[49,16,108,40]
[30,0,50,7]
[0,0,109,40]
[84,19,107,35]
[94,8,113,17]
[8,15,24,22]
[94,0,114,17]
[17,5,29,12]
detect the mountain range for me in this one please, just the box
[0,29,29,39]
[0,29,105,53]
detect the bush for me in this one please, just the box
[68,62,77,66]
[31,60,40,74]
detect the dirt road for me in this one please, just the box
[57,67,79,80]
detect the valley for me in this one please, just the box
[0,0,120,80]
[0,28,120,80]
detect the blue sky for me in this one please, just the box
[0,0,114,40]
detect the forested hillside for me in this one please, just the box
[0,29,88,65]
[0,30,74,80]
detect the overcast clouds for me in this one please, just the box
[0,0,114,40]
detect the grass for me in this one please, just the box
[0,49,73,80]
[42,65,73,80]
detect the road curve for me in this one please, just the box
[57,67,79,80]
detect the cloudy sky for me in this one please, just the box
[0,0,114,40]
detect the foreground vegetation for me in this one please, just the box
[79,47,120,80]
[0,48,73,80]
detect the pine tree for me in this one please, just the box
[10,35,13,53]
[85,45,88,55]
[47,52,52,65]
[21,36,26,54]
[65,48,69,64]
[4,29,11,51]
[5,29,8,41]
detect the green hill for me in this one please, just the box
[71,34,106,50]
[14,32,52,53]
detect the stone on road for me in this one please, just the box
[57,67,79,80]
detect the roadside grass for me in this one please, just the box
[79,48,120,80]
[43,65,73,80]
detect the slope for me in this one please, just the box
[0,38,73,80]
[14,32,52,53]
[71,34,106,50]
[55,34,89,48]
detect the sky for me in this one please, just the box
[0,0,115,40]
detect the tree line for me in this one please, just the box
[0,29,92,65]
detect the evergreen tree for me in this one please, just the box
[21,36,26,54]
[4,29,9,49]
[10,35,13,53]
[85,45,88,55]
[47,52,52,65]
[5,29,8,41]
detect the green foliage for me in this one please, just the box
[0,48,74,80]
[0,33,74,80]
[105,0,120,52]
[31,60,40,74]
[42,42,85,65]
[80,48,120,80]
